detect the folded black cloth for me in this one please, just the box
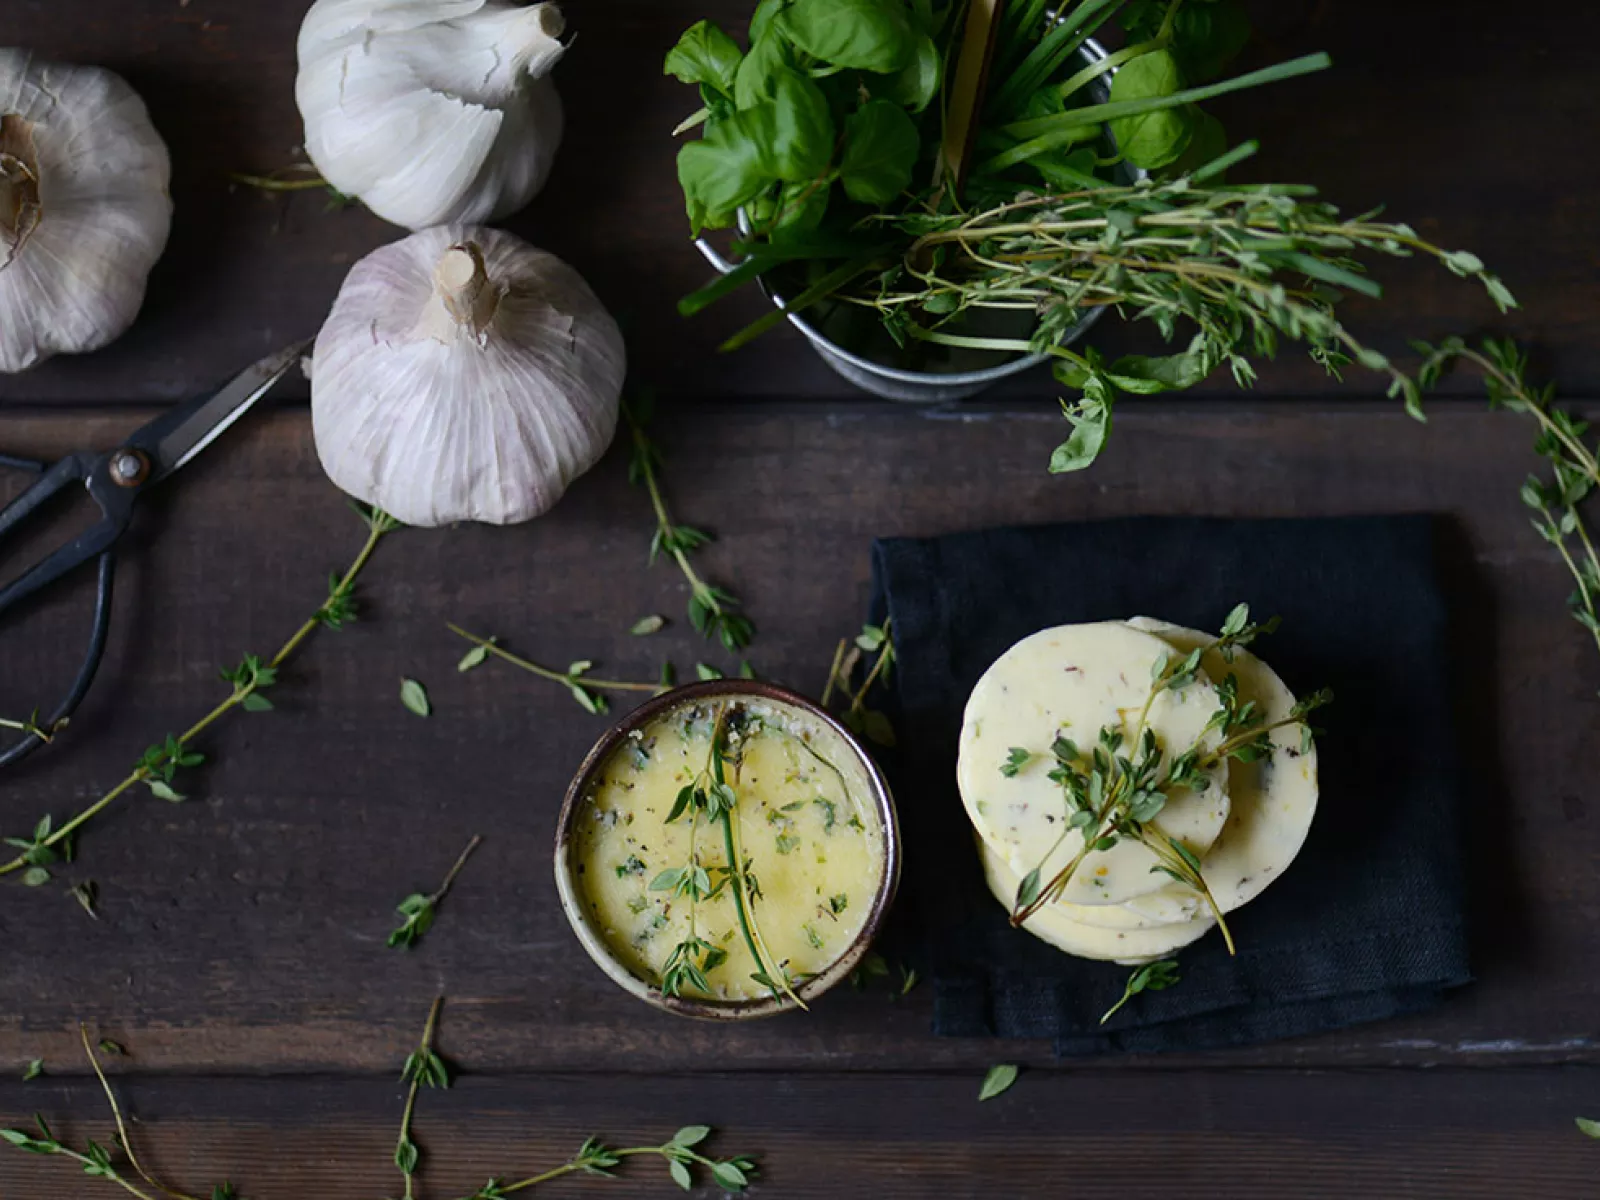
[868,515,1471,1054]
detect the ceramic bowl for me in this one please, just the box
[554,680,901,1019]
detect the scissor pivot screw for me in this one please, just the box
[110,450,150,488]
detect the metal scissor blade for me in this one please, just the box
[127,340,310,483]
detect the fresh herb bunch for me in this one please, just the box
[622,394,754,651]
[0,503,400,888]
[668,0,1300,245]
[1009,604,1331,950]
[862,170,1514,471]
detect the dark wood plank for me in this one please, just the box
[3,1066,1599,1198]
[0,0,1595,405]
[0,402,1595,1073]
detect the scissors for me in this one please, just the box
[0,341,309,769]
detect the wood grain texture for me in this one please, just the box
[0,0,1596,405]
[0,403,1595,1076]
[3,1066,1599,1198]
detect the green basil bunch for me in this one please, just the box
[666,0,952,236]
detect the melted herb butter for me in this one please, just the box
[574,701,883,1001]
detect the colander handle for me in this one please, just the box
[693,237,746,276]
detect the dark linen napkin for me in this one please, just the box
[868,515,1471,1055]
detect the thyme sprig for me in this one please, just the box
[0,708,62,744]
[821,620,897,747]
[1009,605,1331,951]
[0,504,400,884]
[0,1027,237,1200]
[449,625,664,715]
[451,1128,758,1197]
[395,996,450,1199]
[1101,959,1180,1025]
[857,166,1515,471]
[228,163,354,208]
[621,394,754,651]
[1414,337,1600,674]
[389,835,484,949]
[658,704,804,1007]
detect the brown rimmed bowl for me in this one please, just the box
[553,680,901,1020]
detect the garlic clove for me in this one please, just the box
[296,1,568,230]
[0,50,172,373]
[311,225,624,528]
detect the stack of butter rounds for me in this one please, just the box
[957,619,1320,965]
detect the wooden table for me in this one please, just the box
[2,2,1597,1196]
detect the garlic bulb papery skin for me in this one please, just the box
[311,225,625,528]
[0,50,172,374]
[296,1,567,231]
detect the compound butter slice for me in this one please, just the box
[1115,617,1320,921]
[958,621,1230,908]
[979,841,1214,964]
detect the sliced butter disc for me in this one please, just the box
[958,621,1230,908]
[1115,617,1320,921]
[979,841,1214,964]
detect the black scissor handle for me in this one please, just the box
[0,452,126,769]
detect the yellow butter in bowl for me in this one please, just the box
[556,683,899,1018]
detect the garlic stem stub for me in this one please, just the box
[311,225,626,528]
[296,0,568,230]
[0,50,172,374]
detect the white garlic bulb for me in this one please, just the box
[296,0,567,231]
[0,50,172,374]
[311,225,625,527]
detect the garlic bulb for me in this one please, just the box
[0,50,172,373]
[296,1,567,230]
[311,225,625,527]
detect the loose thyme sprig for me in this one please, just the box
[0,504,401,884]
[395,996,450,1199]
[856,164,1516,472]
[451,1128,758,1197]
[389,835,484,949]
[0,1027,238,1200]
[1414,337,1600,674]
[228,163,354,209]
[621,394,754,651]
[821,620,896,747]
[449,625,665,715]
[1101,959,1181,1025]
[1009,605,1331,952]
[0,708,62,745]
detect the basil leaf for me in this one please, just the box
[881,33,942,112]
[1049,368,1115,474]
[778,0,917,73]
[664,20,744,97]
[1106,336,1214,393]
[749,0,787,46]
[773,179,831,232]
[839,99,919,204]
[1108,50,1195,170]
[677,111,776,233]
[735,29,793,109]
[767,70,835,181]
[1168,108,1229,180]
